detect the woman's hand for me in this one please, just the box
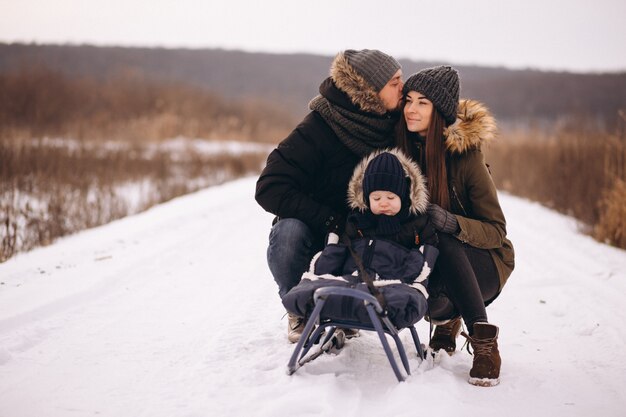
[427,204,460,234]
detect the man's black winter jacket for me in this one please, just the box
[255,111,360,243]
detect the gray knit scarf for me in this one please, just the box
[309,95,397,157]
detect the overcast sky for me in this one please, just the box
[1,0,625,73]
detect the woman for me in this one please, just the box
[396,66,515,387]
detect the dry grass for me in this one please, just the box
[595,179,626,248]
[0,67,287,261]
[486,119,626,248]
[0,137,269,261]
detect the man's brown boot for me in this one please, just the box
[287,313,305,344]
[461,322,501,387]
[429,316,462,354]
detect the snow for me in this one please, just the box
[1,176,625,417]
[27,136,274,156]
[154,137,275,156]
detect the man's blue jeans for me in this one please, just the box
[267,218,323,299]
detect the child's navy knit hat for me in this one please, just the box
[363,152,407,205]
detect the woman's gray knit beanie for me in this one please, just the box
[403,65,460,125]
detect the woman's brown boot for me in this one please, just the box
[429,316,462,354]
[461,322,501,387]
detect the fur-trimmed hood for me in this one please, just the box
[330,52,388,115]
[444,99,497,154]
[347,148,429,215]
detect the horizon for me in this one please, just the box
[2,41,625,76]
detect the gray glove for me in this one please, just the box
[427,204,459,234]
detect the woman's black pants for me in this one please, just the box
[427,233,501,334]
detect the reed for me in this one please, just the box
[0,137,269,261]
[486,119,626,248]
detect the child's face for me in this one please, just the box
[369,190,402,216]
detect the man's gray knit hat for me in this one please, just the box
[402,65,460,125]
[344,49,401,92]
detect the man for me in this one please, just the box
[255,49,404,342]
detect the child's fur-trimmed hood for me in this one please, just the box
[347,148,429,215]
[330,51,389,115]
[444,99,497,154]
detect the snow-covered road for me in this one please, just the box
[1,177,625,417]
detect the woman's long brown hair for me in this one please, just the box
[396,99,451,210]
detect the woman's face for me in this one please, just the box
[404,91,433,136]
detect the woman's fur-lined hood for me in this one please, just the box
[330,51,388,115]
[347,148,429,215]
[444,99,498,154]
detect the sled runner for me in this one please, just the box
[286,285,427,382]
